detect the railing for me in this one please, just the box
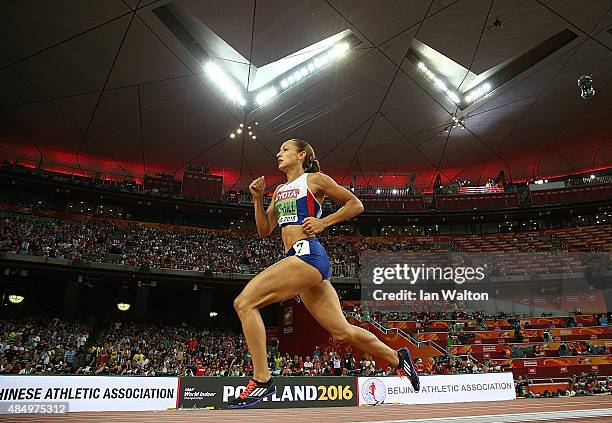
[354,187,420,197]
[517,185,531,206]
[547,235,567,251]
[6,158,136,182]
[566,175,612,187]
[454,354,481,365]
[528,376,610,384]
[331,263,357,278]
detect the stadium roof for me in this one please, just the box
[1,0,611,190]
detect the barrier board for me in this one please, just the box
[0,376,179,413]
[357,372,515,405]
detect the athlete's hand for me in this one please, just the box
[302,217,327,235]
[249,176,265,199]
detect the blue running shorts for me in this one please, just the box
[286,238,331,280]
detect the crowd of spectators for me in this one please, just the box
[81,321,250,377]
[0,215,285,274]
[0,214,450,275]
[0,317,413,378]
[350,305,529,326]
[0,315,500,378]
[1,312,610,400]
[2,213,610,278]
[0,315,91,376]
[515,373,612,398]
[0,315,431,378]
[568,373,612,396]
[0,313,509,379]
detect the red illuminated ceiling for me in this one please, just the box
[0,1,610,191]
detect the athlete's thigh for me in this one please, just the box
[237,256,322,309]
[299,280,350,334]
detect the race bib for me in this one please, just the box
[275,189,299,224]
[293,240,310,256]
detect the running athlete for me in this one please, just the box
[227,139,419,408]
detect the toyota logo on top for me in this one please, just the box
[360,378,386,405]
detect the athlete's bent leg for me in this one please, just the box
[299,280,399,366]
[233,256,323,382]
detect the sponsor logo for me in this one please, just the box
[183,387,216,400]
[276,189,300,201]
[360,378,386,405]
[222,384,354,403]
[178,377,357,409]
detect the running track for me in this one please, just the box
[2,396,611,422]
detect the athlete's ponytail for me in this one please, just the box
[290,139,320,173]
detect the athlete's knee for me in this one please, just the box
[233,295,252,315]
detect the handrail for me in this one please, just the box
[407,326,610,334]
[528,375,610,384]
[346,312,450,358]
[386,315,593,323]
[454,353,481,364]
[489,354,611,361]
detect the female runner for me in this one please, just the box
[228,139,419,408]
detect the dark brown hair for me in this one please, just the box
[290,139,320,173]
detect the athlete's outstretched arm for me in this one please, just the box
[303,172,363,234]
[250,176,278,237]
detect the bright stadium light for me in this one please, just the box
[255,86,278,105]
[448,91,461,104]
[332,42,349,57]
[434,78,447,91]
[251,35,357,105]
[204,62,246,107]
[9,295,24,304]
[117,303,131,311]
[464,81,494,105]
[416,62,463,105]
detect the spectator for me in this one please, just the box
[534,344,545,357]
[514,326,524,343]
[600,314,608,327]
[559,342,570,357]
[413,357,425,374]
[332,353,342,376]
